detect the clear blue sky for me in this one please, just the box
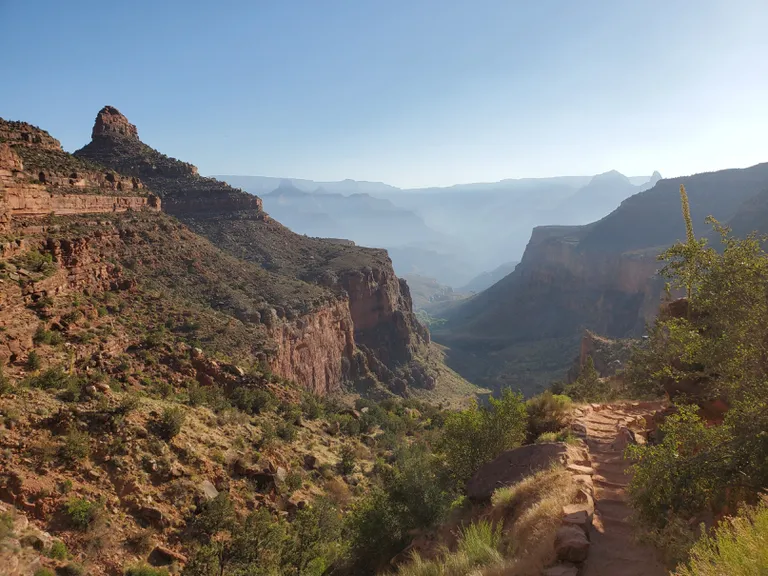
[2,0,767,188]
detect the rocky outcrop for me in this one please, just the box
[74,106,433,395]
[75,106,263,216]
[0,118,159,232]
[467,443,572,501]
[267,301,355,395]
[567,331,634,383]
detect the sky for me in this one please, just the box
[1,0,768,188]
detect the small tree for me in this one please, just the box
[438,388,527,484]
[564,356,611,402]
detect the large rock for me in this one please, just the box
[466,443,568,501]
[555,525,590,562]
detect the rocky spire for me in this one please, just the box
[91,106,139,140]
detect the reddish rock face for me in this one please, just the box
[267,301,356,395]
[92,106,139,140]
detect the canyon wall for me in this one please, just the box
[75,106,433,394]
[266,301,355,395]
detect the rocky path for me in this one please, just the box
[576,403,668,576]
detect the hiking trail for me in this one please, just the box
[575,402,668,576]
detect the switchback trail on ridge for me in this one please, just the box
[576,402,668,576]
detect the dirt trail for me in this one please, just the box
[576,403,668,576]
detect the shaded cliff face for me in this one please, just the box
[434,162,768,394]
[74,106,431,393]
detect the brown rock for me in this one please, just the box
[138,505,168,528]
[149,545,188,566]
[555,525,590,562]
[466,443,569,501]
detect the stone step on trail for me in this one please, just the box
[573,402,668,576]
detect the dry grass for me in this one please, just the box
[390,466,576,576]
[673,503,768,576]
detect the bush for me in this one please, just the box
[283,499,343,575]
[627,405,733,527]
[345,443,456,573]
[61,428,91,462]
[438,388,527,484]
[28,366,72,390]
[0,511,13,539]
[277,421,297,442]
[26,350,41,371]
[48,540,68,560]
[300,393,324,420]
[674,504,768,576]
[154,406,185,440]
[56,564,85,576]
[64,497,100,531]
[33,325,63,346]
[526,391,572,440]
[564,356,613,402]
[284,470,303,494]
[34,569,55,576]
[230,387,276,414]
[339,445,356,475]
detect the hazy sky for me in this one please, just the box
[1,0,767,188]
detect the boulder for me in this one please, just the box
[149,545,188,566]
[555,525,590,562]
[466,443,568,501]
[197,480,219,501]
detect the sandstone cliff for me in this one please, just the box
[0,118,159,234]
[74,106,433,394]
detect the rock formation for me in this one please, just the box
[0,119,159,234]
[74,106,433,393]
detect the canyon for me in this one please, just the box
[433,161,768,394]
[1,107,458,399]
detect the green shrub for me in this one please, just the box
[34,569,55,576]
[64,497,99,531]
[627,405,733,527]
[230,387,276,414]
[28,366,71,390]
[345,443,455,573]
[61,427,91,462]
[284,470,303,494]
[300,393,324,420]
[438,388,527,484]
[526,391,572,440]
[48,540,68,560]
[0,511,13,539]
[33,325,63,346]
[339,445,356,475]
[283,499,343,575]
[154,406,185,440]
[674,504,768,575]
[118,393,141,414]
[277,421,297,442]
[564,356,613,402]
[26,350,41,371]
